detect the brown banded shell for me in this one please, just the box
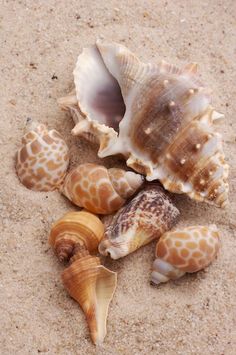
[61,163,143,214]
[48,210,104,262]
[98,183,180,259]
[59,41,229,207]
[16,122,69,191]
[151,225,220,285]
[62,246,117,345]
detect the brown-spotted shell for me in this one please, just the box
[48,210,104,262]
[16,123,69,191]
[98,183,180,259]
[61,163,143,214]
[62,246,117,345]
[151,225,220,285]
[59,41,229,207]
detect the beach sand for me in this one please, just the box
[1,1,236,354]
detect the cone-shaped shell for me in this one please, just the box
[98,183,180,259]
[151,225,220,285]
[61,163,143,214]
[49,210,104,262]
[59,41,229,207]
[62,249,117,345]
[16,123,69,191]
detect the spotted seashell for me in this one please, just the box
[151,225,220,285]
[61,163,143,214]
[16,123,69,191]
[59,41,229,207]
[98,183,180,259]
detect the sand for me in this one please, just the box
[1,0,236,354]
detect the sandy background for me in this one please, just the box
[1,0,236,354]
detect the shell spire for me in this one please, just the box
[61,247,117,345]
[61,163,143,214]
[48,210,104,262]
[99,183,179,259]
[151,225,220,285]
[60,41,229,207]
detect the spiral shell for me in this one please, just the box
[16,122,69,191]
[62,246,117,345]
[61,163,143,214]
[151,225,220,285]
[48,210,104,262]
[98,183,180,259]
[59,41,229,207]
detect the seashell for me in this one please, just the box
[98,183,180,259]
[61,163,144,214]
[59,41,229,207]
[62,245,117,345]
[48,210,104,262]
[16,122,69,191]
[151,225,220,285]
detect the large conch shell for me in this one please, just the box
[98,183,180,259]
[62,246,117,345]
[59,41,229,207]
[151,225,220,285]
[49,210,104,262]
[16,122,69,191]
[61,163,143,214]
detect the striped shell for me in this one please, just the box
[98,183,180,259]
[59,41,229,207]
[16,123,69,191]
[62,246,117,345]
[61,163,143,214]
[151,225,220,285]
[48,210,104,262]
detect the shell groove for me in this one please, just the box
[61,163,143,214]
[16,123,69,191]
[62,247,117,345]
[59,41,229,207]
[48,210,104,262]
[151,225,220,285]
[98,183,180,259]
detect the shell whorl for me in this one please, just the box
[151,225,220,285]
[48,210,104,262]
[61,163,143,214]
[64,41,229,207]
[16,123,69,191]
[98,183,180,259]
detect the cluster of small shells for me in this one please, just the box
[15,41,227,345]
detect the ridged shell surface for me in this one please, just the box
[59,41,229,207]
[49,210,104,262]
[98,183,180,259]
[62,248,117,345]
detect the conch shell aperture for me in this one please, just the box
[59,41,229,207]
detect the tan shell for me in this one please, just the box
[16,122,69,191]
[98,183,180,259]
[61,163,143,214]
[59,41,229,207]
[48,210,104,262]
[151,225,220,285]
[62,247,117,345]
